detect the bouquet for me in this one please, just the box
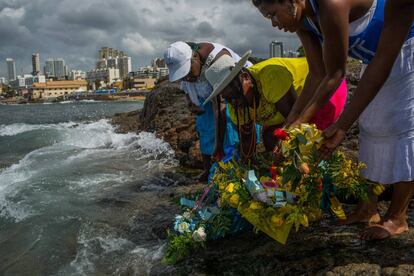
[164,124,382,263]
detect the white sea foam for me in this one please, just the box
[66,172,133,194]
[0,119,177,222]
[80,100,101,103]
[0,122,77,136]
[60,223,136,275]
[114,243,166,275]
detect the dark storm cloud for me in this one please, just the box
[0,0,300,77]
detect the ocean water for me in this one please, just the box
[0,101,177,275]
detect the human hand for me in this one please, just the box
[319,124,347,160]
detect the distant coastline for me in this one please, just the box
[0,93,146,105]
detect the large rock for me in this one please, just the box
[113,83,203,168]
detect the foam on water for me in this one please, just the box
[59,223,137,275]
[0,119,177,222]
[0,122,77,136]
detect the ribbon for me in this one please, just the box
[180,198,196,209]
[193,184,213,210]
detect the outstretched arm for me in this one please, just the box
[334,0,413,132]
[292,0,350,126]
[320,0,414,159]
[285,29,325,127]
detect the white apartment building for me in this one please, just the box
[94,47,132,79]
[86,68,120,88]
[69,70,86,80]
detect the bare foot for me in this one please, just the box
[337,200,380,225]
[338,211,381,225]
[360,218,409,240]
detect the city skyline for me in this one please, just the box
[0,0,300,78]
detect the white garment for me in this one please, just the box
[359,37,414,184]
[181,42,252,106]
[348,0,376,36]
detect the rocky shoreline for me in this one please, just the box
[111,63,414,275]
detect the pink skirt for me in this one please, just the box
[309,79,347,130]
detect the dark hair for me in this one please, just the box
[228,68,256,124]
[185,42,200,51]
[252,0,278,7]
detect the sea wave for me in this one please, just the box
[0,119,177,222]
[0,122,77,136]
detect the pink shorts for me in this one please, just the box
[309,79,347,130]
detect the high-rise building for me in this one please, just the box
[44,59,55,78]
[32,53,40,75]
[54,58,65,80]
[118,56,132,79]
[6,58,16,81]
[107,58,118,69]
[269,41,284,58]
[95,47,132,80]
[96,59,107,69]
[44,58,67,80]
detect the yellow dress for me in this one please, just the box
[228,57,309,126]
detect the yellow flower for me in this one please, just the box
[229,194,240,207]
[289,127,303,137]
[249,201,263,210]
[298,144,309,154]
[226,183,235,193]
[218,182,226,191]
[372,184,385,196]
[300,214,309,227]
[271,215,284,227]
[218,161,226,170]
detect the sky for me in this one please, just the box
[0,0,301,77]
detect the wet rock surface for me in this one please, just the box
[112,62,414,275]
[112,83,203,169]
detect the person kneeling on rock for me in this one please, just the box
[203,51,347,160]
[164,41,253,182]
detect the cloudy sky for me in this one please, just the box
[0,0,300,77]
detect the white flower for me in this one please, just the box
[192,227,207,242]
[183,211,192,220]
[177,222,190,234]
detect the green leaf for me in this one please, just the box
[296,133,307,145]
